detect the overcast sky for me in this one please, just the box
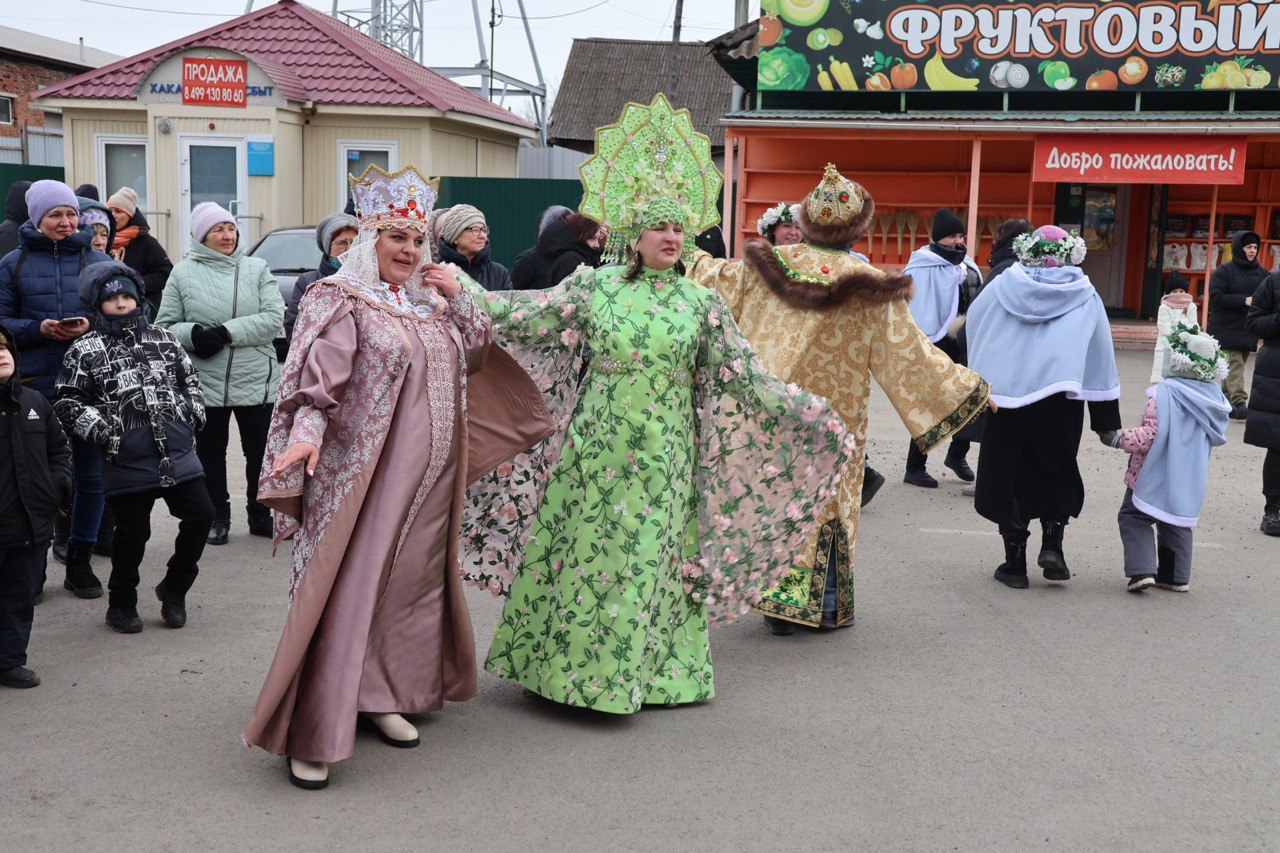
[14,0,743,103]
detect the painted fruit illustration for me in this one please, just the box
[866,71,891,90]
[778,0,828,27]
[1086,69,1118,90]
[758,46,811,90]
[924,54,980,90]
[759,12,783,48]
[1006,63,1031,88]
[1118,56,1148,85]
[761,0,780,11]
[1039,60,1073,88]
[805,28,830,51]
[990,60,1011,87]
[890,60,918,89]
[1248,67,1272,87]
[825,28,843,46]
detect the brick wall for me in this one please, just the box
[0,57,80,138]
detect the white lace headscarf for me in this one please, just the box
[332,224,443,319]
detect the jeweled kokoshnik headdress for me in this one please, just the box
[578,93,723,262]
[350,164,439,233]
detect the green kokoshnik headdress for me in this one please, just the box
[578,93,723,263]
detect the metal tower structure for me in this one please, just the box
[329,0,549,144]
[333,0,427,64]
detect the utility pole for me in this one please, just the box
[668,0,684,93]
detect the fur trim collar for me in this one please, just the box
[743,239,914,309]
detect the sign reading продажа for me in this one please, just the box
[1032,135,1248,185]
[182,58,248,108]
[758,0,1280,94]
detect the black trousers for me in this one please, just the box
[906,334,970,471]
[1265,448,1280,511]
[197,404,273,522]
[107,478,214,610]
[0,544,46,669]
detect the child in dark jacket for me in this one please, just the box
[55,262,214,633]
[1102,323,1231,593]
[0,324,72,687]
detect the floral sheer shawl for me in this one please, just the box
[459,268,855,625]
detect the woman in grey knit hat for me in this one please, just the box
[435,204,512,291]
[282,212,358,347]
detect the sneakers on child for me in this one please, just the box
[155,582,187,629]
[106,606,144,633]
[1155,580,1190,592]
[1127,575,1155,593]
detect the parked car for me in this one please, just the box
[248,226,319,360]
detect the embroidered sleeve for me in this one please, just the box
[868,298,989,453]
[282,312,358,452]
[448,289,482,332]
[1116,397,1159,454]
[462,268,591,347]
[687,249,747,316]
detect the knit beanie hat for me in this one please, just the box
[438,204,486,245]
[190,202,236,242]
[316,212,358,255]
[80,207,109,231]
[96,274,141,308]
[107,187,139,217]
[930,208,966,242]
[25,180,79,227]
[74,183,100,202]
[1163,270,1191,295]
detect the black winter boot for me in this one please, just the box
[1261,508,1280,537]
[51,509,70,564]
[861,466,886,507]
[63,540,103,599]
[1038,520,1071,580]
[993,530,1030,589]
[93,502,115,557]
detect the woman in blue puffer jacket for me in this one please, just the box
[0,180,112,597]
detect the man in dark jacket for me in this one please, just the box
[985,218,1033,287]
[106,187,173,315]
[1209,230,1267,419]
[0,180,31,259]
[435,204,513,291]
[0,325,72,688]
[283,212,357,348]
[1244,270,1280,535]
[510,212,603,289]
[55,262,213,633]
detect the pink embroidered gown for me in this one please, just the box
[244,284,500,764]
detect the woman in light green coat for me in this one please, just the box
[156,203,284,545]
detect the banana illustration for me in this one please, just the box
[925,54,980,91]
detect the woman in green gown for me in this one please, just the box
[460,208,854,713]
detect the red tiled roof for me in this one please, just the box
[36,0,534,130]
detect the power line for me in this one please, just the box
[79,0,232,15]
[516,0,610,20]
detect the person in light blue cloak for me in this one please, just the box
[1103,323,1231,593]
[966,225,1122,589]
[903,208,983,489]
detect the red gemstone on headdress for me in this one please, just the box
[387,202,394,210]
[821,266,830,273]
[408,200,417,210]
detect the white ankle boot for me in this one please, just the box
[364,712,420,747]
[287,757,329,790]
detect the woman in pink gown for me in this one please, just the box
[241,165,553,789]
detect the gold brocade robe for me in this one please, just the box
[689,240,989,627]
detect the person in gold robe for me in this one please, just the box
[688,164,990,634]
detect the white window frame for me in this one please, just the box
[0,93,15,125]
[336,139,398,208]
[95,133,150,208]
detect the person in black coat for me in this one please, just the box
[510,211,603,289]
[0,324,71,688]
[1245,272,1280,535]
[55,262,213,633]
[0,180,31,259]
[1209,231,1267,419]
[73,184,100,202]
[435,204,512,291]
[106,187,173,315]
[282,212,357,350]
[985,218,1032,289]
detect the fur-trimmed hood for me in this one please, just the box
[742,238,913,309]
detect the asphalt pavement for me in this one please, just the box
[4,348,1278,851]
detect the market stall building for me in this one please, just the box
[711,0,1280,320]
[32,0,535,254]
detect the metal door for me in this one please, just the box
[179,135,247,256]
[1080,184,1129,308]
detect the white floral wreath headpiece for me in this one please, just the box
[757,202,802,236]
[1165,321,1229,382]
[1014,225,1087,268]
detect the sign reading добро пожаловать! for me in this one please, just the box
[757,0,1280,94]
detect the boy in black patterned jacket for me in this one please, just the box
[55,262,214,634]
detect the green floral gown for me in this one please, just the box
[461,266,853,713]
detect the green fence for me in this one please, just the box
[0,164,65,197]
[437,177,583,269]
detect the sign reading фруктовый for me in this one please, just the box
[758,0,1280,94]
